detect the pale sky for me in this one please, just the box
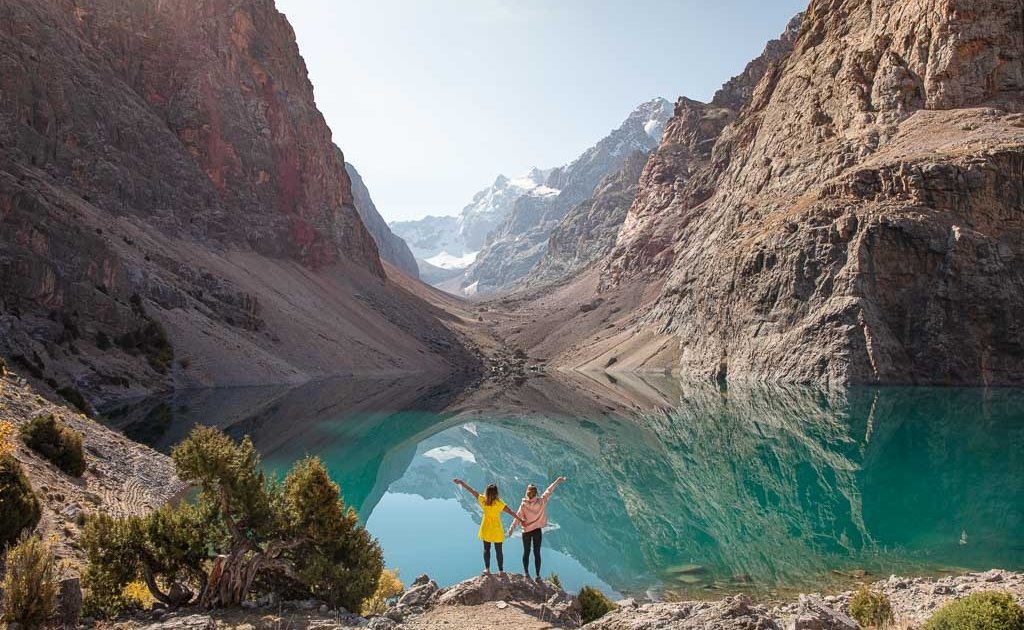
[276,0,807,222]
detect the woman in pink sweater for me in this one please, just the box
[507,476,566,579]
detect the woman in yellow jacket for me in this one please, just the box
[453,478,524,575]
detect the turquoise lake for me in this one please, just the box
[101,373,1024,599]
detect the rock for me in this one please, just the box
[319,604,330,613]
[793,595,859,630]
[366,618,397,630]
[397,576,440,608]
[55,576,82,627]
[584,596,779,630]
[496,600,509,609]
[145,615,216,630]
[439,573,566,607]
[384,607,404,623]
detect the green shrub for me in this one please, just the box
[281,456,384,611]
[117,321,173,373]
[0,452,42,548]
[923,592,1024,630]
[83,427,383,612]
[0,534,59,628]
[548,573,563,590]
[19,414,86,477]
[850,586,894,628]
[578,585,616,624]
[57,386,90,416]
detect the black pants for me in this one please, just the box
[522,528,543,576]
[483,541,503,572]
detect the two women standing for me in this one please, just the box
[453,476,567,578]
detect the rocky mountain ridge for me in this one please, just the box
[461,98,674,295]
[507,0,1024,386]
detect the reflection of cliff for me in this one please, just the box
[437,375,1024,594]
[102,373,1024,595]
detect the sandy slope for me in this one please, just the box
[0,370,184,566]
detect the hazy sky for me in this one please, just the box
[276,0,807,222]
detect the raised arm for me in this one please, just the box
[453,478,480,499]
[542,476,567,499]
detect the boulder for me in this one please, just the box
[397,576,440,608]
[438,573,564,606]
[583,596,780,630]
[793,595,860,630]
[55,577,82,627]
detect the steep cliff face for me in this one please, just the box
[345,162,419,278]
[0,0,474,406]
[601,0,1024,385]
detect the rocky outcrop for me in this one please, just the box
[590,0,1024,385]
[461,99,673,295]
[345,161,419,277]
[583,596,779,630]
[0,0,476,404]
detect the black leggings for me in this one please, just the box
[483,541,503,572]
[522,528,543,576]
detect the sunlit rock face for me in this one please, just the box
[602,0,1024,385]
[0,0,474,404]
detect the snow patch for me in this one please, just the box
[426,250,478,269]
[423,446,477,464]
[463,281,480,296]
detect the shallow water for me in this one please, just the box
[101,373,1024,599]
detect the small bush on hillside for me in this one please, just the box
[19,414,86,477]
[95,331,111,350]
[850,586,894,628]
[362,568,404,616]
[57,386,90,415]
[548,573,563,590]
[83,427,383,613]
[0,534,59,628]
[0,452,42,548]
[923,592,1024,630]
[578,585,616,624]
[116,321,173,373]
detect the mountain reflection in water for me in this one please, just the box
[100,373,1024,598]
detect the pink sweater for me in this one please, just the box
[512,481,559,533]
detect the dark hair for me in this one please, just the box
[526,484,538,499]
[485,483,499,506]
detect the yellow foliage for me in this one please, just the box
[0,420,15,457]
[122,580,156,610]
[361,568,404,616]
[1,534,58,628]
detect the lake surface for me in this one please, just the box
[101,373,1024,599]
